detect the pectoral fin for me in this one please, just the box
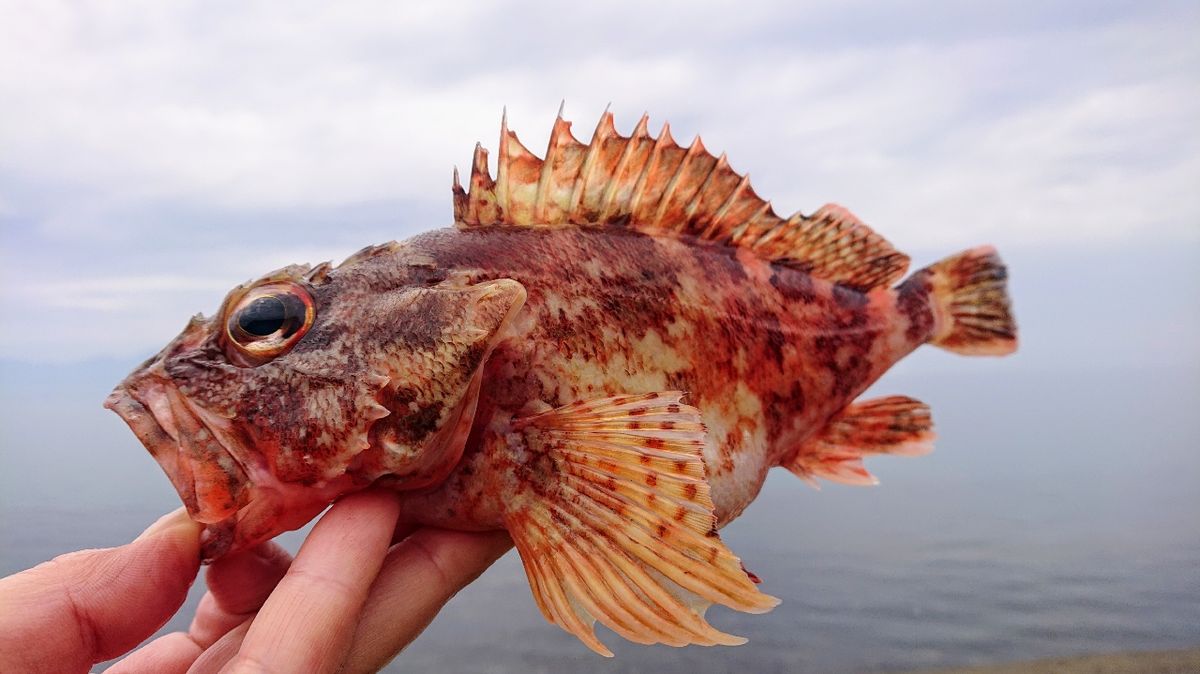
[499,392,778,656]
[785,395,935,487]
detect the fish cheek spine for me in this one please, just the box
[354,278,528,487]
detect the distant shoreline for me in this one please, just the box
[908,648,1200,674]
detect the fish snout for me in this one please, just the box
[107,368,351,562]
[106,370,253,529]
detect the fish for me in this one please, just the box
[105,109,1017,655]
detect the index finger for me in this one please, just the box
[221,490,400,673]
[339,527,513,673]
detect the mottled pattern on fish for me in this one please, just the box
[386,224,933,526]
[106,110,1017,656]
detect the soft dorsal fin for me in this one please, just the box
[452,109,911,290]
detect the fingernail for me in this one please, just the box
[136,507,198,542]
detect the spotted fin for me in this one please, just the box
[923,246,1018,356]
[453,110,909,290]
[785,395,935,487]
[501,392,779,656]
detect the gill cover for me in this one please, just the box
[357,276,528,487]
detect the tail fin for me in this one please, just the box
[925,245,1017,356]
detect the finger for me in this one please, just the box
[0,508,201,673]
[339,527,513,674]
[391,516,419,545]
[189,616,253,674]
[190,541,293,647]
[207,541,293,615]
[107,631,202,674]
[222,490,401,673]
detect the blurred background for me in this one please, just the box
[1,1,1197,672]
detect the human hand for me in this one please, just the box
[0,490,513,673]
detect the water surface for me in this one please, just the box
[2,359,1196,672]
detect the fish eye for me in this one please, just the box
[224,283,314,366]
[238,296,294,337]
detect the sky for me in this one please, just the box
[2,7,1197,669]
[0,0,1197,369]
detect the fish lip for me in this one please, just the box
[106,373,251,528]
[104,386,177,467]
[106,372,333,562]
[109,382,235,561]
[105,381,201,518]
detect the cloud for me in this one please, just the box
[0,0,1197,361]
[25,275,229,311]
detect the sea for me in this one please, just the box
[2,359,1197,673]
[2,243,1198,672]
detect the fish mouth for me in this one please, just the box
[105,372,257,560]
[106,371,342,561]
[105,377,252,518]
[104,388,177,474]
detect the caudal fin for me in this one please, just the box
[924,246,1017,356]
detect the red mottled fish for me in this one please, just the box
[106,110,1017,655]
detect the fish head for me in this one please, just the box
[106,252,526,559]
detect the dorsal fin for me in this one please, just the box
[453,109,910,290]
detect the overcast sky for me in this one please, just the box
[0,0,1197,365]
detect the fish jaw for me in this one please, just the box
[105,371,249,525]
[105,366,347,560]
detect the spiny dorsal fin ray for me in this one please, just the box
[453,109,911,290]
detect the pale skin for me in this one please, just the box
[0,490,512,673]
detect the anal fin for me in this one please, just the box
[785,395,935,487]
[501,392,779,656]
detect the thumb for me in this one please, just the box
[0,508,202,674]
